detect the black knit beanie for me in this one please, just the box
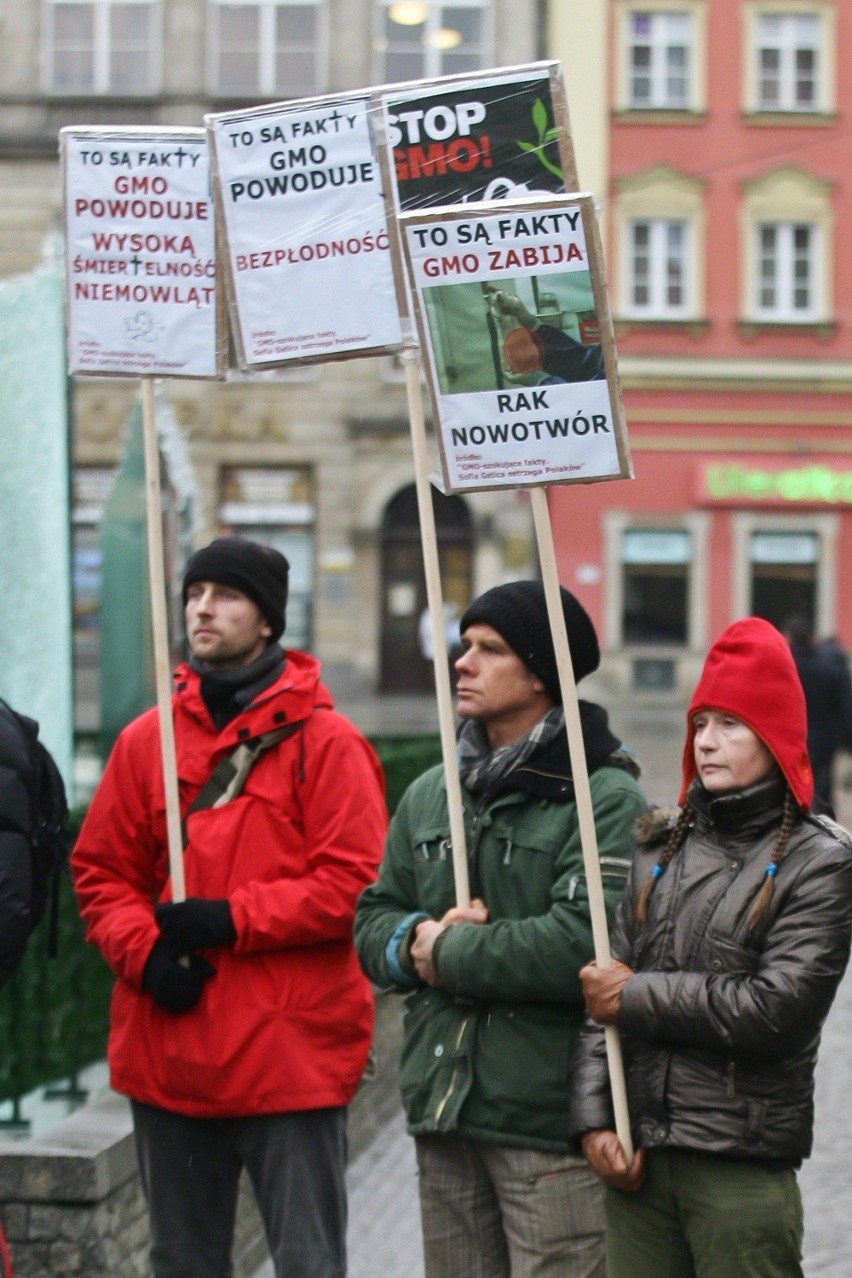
[459,580,600,701]
[182,537,289,643]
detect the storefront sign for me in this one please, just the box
[700,462,852,506]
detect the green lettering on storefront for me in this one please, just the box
[704,464,852,505]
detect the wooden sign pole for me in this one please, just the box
[400,343,470,909]
[141,377,186,903]
[530,486,633,1161]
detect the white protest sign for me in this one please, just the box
[399,192,632,493]
[206,96,402,368]
[61,128,221,379]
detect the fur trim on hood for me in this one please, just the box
[633,805,679,848]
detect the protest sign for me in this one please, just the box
[61,125,218,897]
[206,95,402,368]
[381,62,576,213]
[399,192,631,493]
[61,127,222,379]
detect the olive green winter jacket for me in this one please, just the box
[354,706,647,1152]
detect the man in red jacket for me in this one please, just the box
[73,536,387,1278]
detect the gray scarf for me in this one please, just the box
[457,706,565,801]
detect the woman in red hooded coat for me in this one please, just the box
[570,617,852,1278]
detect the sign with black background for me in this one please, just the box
[383,70,576,212]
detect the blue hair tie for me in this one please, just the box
[765,863,778,878]
[651,863,664,880]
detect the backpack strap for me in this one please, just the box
[181,723,300,847]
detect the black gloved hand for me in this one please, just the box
[154,898,237,955]
[142,938,215,1014]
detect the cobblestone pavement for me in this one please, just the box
[254,689,852,1276]
[344,1110,423,1278]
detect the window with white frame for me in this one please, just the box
[44,0,160,93]
[375,1,491,83]
[756,12,819,111]
[754,221,817,319]
[741,167,831,324]
[627,10,692,108]
[209,0,326,98]
[626,218,690,316]
[615,167,704,320]
[743,4,835,115]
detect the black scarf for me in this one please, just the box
[189,645,285,730]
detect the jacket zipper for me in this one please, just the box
[434,1016,471,1123]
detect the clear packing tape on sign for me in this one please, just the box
[204,61,580,373]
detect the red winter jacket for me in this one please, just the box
[72,650,386,1117]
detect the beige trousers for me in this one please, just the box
[415,1133,605,1278]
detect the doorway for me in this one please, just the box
[380,485,472,693]
[749,530,818,631]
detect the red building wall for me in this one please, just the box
[551,0,852,675]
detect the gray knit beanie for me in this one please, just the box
[459,580,600,701]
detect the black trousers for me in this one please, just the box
[132,1101,348,1278]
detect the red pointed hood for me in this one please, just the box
[680,617,813,809]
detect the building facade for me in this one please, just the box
[551,0,852,695]
[0,0,544,735]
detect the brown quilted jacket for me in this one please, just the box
[569,775,852,1163]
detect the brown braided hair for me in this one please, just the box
[745,789,797,935]
[632,803,694,930]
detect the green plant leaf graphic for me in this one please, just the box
[516,97,563,180]
[532,98,549,140]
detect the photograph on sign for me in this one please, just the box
[400,193,631,493]
[61,128,222,379]
[206,94,403,369]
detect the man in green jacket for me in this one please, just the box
[354,581,647,1278]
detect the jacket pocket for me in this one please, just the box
[485,819,563,918]
[706,935,759,977]
[399,990,473,1129]
[471,1002,578,1143]
[410,823,457,917]
[568,856,633,900]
